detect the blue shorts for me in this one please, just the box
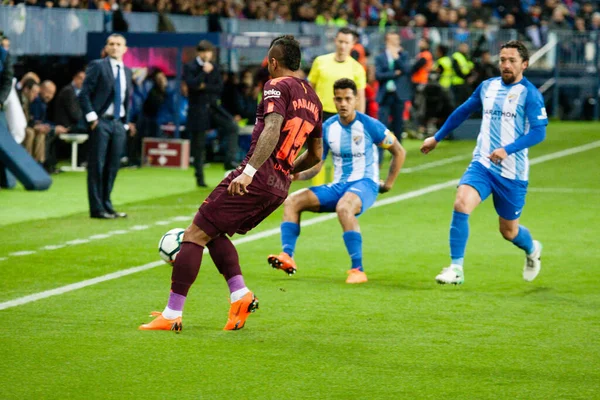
[459,161,528,221]
[309,178,379,216]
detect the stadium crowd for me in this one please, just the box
[1,0,599,188]
[3,0,600,36]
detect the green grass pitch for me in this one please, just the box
[1,122,599,399]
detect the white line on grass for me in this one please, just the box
[528,187,600,194]
[401,154,471,173]
[9,250,37,257]
[0,215,194,262]
[1,140,599,311]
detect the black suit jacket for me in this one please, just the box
[79,58,133,124]
[183,59,223,131]
[54,84,83,129]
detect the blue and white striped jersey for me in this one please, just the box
[471,77,548,181]
[322,112,387,184]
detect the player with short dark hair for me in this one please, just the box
[268,78,406,283]
[421,40,547,285]
[140,35,324,332]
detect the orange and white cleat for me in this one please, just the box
[267,252,297,276]
[346,268,368,284]
[223,292,259,331]
[139,311,182,332]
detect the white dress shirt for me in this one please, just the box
[85,57,127,123]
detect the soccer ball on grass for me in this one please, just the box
[158,228,185,264]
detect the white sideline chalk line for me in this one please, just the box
[401,154,471,173]
[1,140,598,311]
[528,187,600,194]
[0,215,194,261]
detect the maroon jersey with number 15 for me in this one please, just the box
[242,76,323,198]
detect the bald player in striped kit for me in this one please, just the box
[421,40,548,285]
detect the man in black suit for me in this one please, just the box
[79,34,133,219]
[183,40,238,187]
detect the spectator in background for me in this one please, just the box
[451,43,474,106]
[434,44,454,92]
[156,80,188,128]
[54,70,85,131]
[0,42,14,189]
[30,80,68,173]
[234,69,259,124]
[365,65,379,119]
[21,80,49,164]
[590,12,600,32]
[54,70,87,167]
[0,43,12,111]
[350,30,368,71]
[184,40,238,187]
[467,0,492,24]
[579,2,596,28]
[549,6,570,30]
[16,72,40,92]
[1,37,9,51]
[375,32,411,143]
[412,38,433,87]
[471,50,500,88]
[129,69,168,166]
[308,27,366,120]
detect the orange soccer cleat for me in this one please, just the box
[346,268,368,284]
[267,252,297,276]
[223,292,259,331]
[139,311,183,332]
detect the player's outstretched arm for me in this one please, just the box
[292,136,323,175]
[227,113,284,196]
[421,83,484,154]
[380,136,406,193]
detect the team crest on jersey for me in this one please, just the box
[508,93,518,103]
[353,135,363,145]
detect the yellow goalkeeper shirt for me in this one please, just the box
[308,53,367,113]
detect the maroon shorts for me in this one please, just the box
[193,172,286,237]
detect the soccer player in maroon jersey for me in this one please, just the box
[140,35,323,332]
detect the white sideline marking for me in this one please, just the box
[528,188,600,194]
[1,140,599,311]
[130,225,150,231]
[155,221,172,226]
[43,245,66,251]
[9,251,36,257]
[0,215,195,261]
[401,155,471,173]
[66,239,90,245]
[529,140,600,165]
[0,262,165,311]
[89,234,112,240]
